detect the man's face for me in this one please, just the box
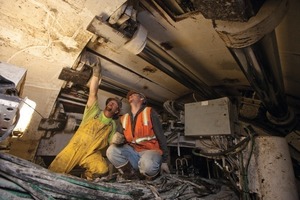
[128,93,142,104]
[105,100,119,113]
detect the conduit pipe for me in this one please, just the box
[87,17,220,100]
[248,136,298,200]
[214,0,294,126]
[139,40,220,99]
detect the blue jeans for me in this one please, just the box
[106,144,162,177]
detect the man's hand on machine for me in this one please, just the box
[81,51,101,77]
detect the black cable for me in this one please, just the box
[192,125,257,158]
[20,98,44,118]
[192,136,250,157]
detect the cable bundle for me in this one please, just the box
[0,152,239,199]
[0,152,150,199]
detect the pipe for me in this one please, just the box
[214,0,294,126]
[228,31,291,122]
[247,136,299,200]
[139,40,220,100]
[87,17,220,100]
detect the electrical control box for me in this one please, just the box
[184,97,237,136]
[0,62,27,141]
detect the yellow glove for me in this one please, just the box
[160,162,170,174]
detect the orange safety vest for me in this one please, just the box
[121,107,162,155]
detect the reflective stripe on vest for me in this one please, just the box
[122,108,149,128]
[132,135,156,144]
[132,107,154,143]
[122,113,129,129]
[143,107,149,125]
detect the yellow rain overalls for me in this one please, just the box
[48,101,116,179]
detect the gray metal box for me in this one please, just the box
[184,97,236,136]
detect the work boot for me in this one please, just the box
[94,164,118,182]
[117,162,140,181]
[144,171,160,181]
[81,170,108,181]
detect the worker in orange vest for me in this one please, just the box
[107,90,170,180]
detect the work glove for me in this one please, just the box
[160,162,170,174]
[110,132,125,145]
[81,51,102,77]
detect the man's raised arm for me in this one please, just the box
[80,51,102,107]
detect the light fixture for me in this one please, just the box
[13,97,36,137]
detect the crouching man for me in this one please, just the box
[106,90,170,181]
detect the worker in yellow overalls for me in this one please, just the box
[48,50,122,180]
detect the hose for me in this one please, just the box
[0,152,149,199]
[0,152,239,199]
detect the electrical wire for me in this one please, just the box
[192,135,250,158]
[239,125,256,200]
[192,125,257,200]
[192,93,198,102]
[163,100,182,119]
[20,98,44,118]
[0,152,146,199]
[199,139,215,148]
[0,153,239,199]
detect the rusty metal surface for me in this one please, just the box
[58,67,92,85]
[150,0,265,22]
[194,0,265,22]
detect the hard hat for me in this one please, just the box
[126,90,147,104]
